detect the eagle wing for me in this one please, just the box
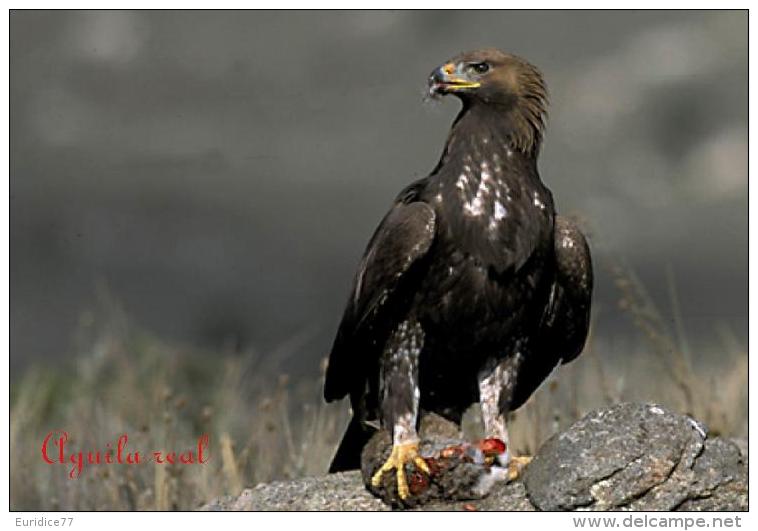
[323,200,436,402]
[509,215,593,409]
[550,216,594,365]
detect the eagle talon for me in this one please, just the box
[507,455,533,481]
[371,442,429,500]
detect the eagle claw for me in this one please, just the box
[507,455,533,481]
[371,442,430,500]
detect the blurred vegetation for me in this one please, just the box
[10,290,349,510]
[10,267,747,510]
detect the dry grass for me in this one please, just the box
[506,262,747,455]
[608,262,747,437]
[10,298,349,510]
[10,266,747,510]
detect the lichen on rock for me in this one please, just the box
[523,402,747,511]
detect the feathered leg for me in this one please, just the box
[371,320,430,499]
[478,353,531,479]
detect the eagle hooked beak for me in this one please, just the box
[429,62,481,96]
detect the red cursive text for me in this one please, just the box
[41,431,210,478]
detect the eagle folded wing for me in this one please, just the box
[324,201,436,401]
[552,216,593,365]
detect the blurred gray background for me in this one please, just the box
[10,10,747,375]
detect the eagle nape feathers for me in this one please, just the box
[323,48,593,500]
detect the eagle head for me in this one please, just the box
[429,48,546,105]
[429,48,548,152]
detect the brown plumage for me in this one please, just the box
[430,49,548,154]
[324,49,592,501]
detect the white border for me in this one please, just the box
[3,5,753,529]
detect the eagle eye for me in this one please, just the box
[468,62,490,74]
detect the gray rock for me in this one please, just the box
[201,403,747,511]
[200,471,387,511]
[732,438,748,465]
[523,402,747,511]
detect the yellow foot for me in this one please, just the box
[371,441,430,500]
[508,455,533,481]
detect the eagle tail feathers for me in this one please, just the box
[328,416,377,473]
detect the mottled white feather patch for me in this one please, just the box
[393,412,418,445]
[463,169,494,217]
[533,191,546,210]
[494,201,507,220]
[478,364,510,445]
[456,173,469,191]
[464,196,484,216]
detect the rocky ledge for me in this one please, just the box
[201,403,747,511]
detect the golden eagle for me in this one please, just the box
[324,49,593,500]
